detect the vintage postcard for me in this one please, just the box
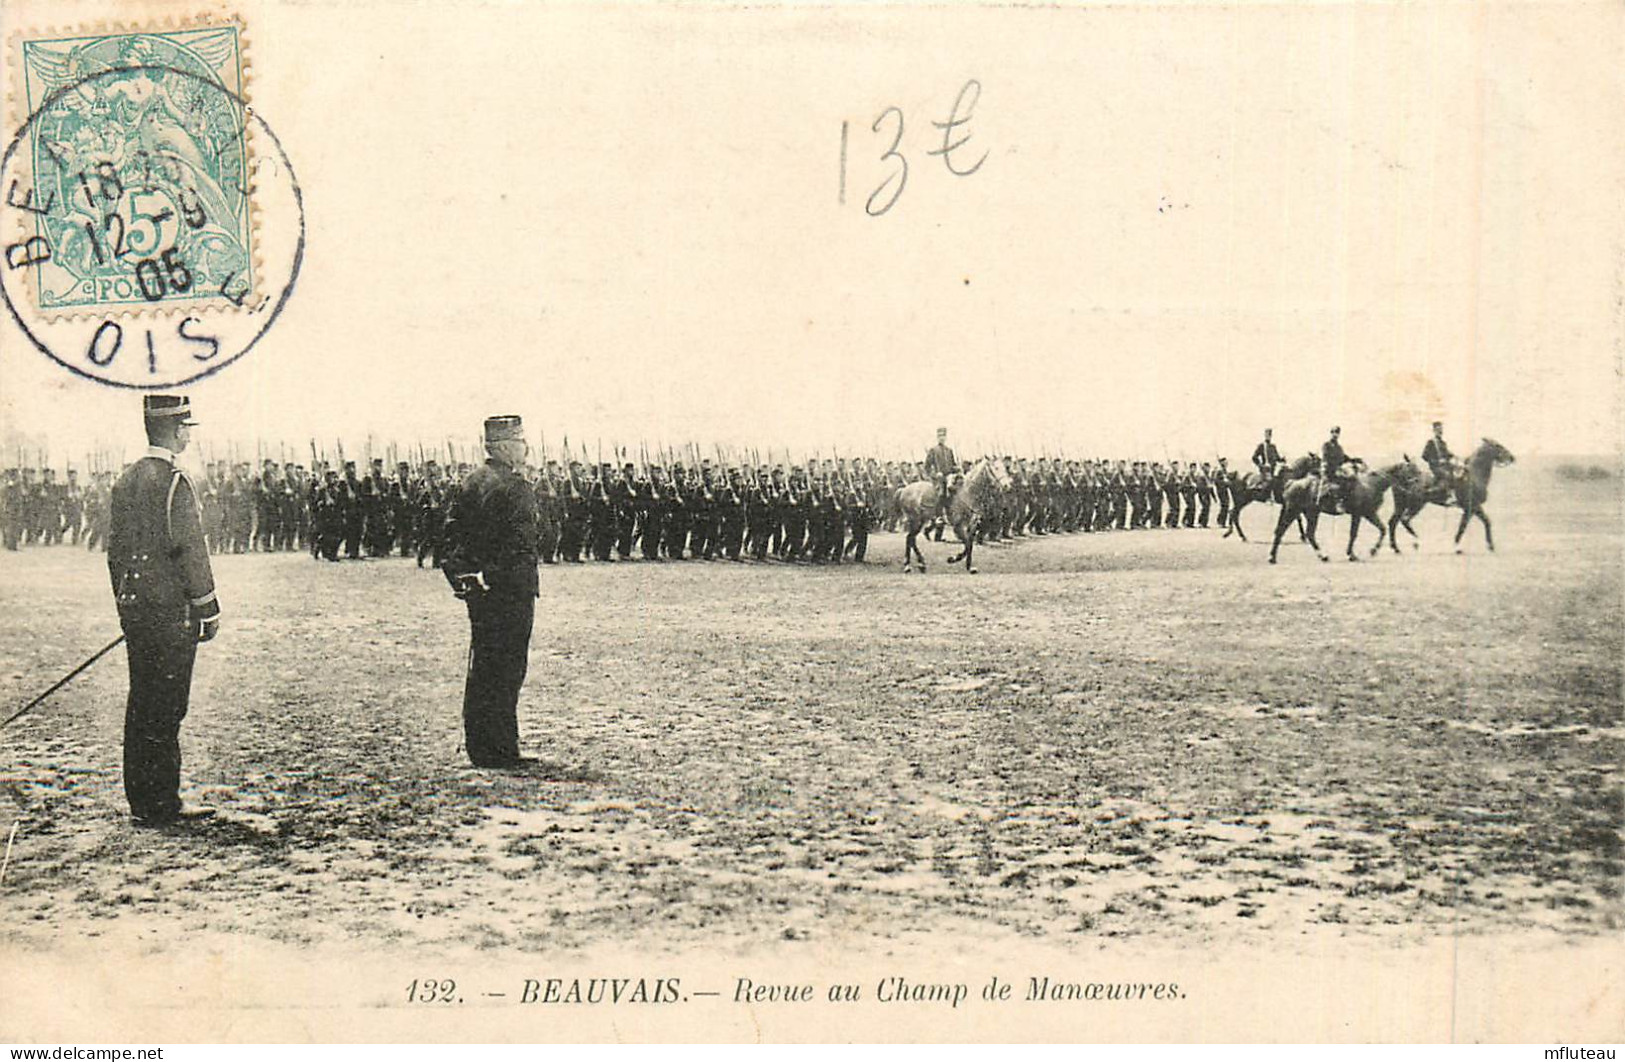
[0,0,1619,1045]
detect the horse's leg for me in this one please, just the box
[1346,510,1360,561]
[1369,511,1387,556]
[1399,505,1421,550]
[1386,507,1403,554]
[1453,506,1473,552]
[902,522,915,572]
[1477,507,1494,552]
[1307,512,1327,561]
[945,516,966,564]
[1228,498,1248,541]
[964,519,977,573]
[1268,503,1294,564]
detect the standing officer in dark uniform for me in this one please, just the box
[440,416,540,769]
[107,396,220,825]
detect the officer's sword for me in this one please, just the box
[1,634,126,731]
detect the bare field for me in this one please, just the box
[1,469,1620,956]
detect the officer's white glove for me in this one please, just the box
[197,615,220,643]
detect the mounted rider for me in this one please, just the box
[1252,428,1285,503]
[924,427,958,519]
[1421,421,1459,503]
[1318,426,1362,513]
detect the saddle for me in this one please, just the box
[1424,464,1460,506]
[1315,473,1354,515]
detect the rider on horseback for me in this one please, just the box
[1421,421,1459,504]
[1319,426,1361,513]
[1252,428,1284,503]
[925,427,958,521]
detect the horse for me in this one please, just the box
[1229,455,1316,543]
[1386,438,1516,553]
[1383,464,1448,552]
[1223,465,1285,541]
[1340,460,1422,559]
[895,457,1012,573]
[1267,458,1420,564]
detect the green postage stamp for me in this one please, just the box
[11,19,256,315]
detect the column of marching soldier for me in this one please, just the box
[3,451,1256,561]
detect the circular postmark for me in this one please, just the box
[0,46,303,389]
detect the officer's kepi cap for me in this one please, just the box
[143,394,198,426]
[484,414,524,442]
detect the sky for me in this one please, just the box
[0,1,1619,469]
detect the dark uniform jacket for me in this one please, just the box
[1322,437,1353,476]
[107,449,219,626]
[1251,440,1283,471]
[924,443,957,479]
[441,459,540,598]
[1421,437,1454,471]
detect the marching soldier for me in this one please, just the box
[417,461,450,567]
[559,461,588,563]
[1163,461,1183,529]
[317,469,345,561]
[614,463,639,560]
[287,463,309,551]
[1195,462,1215,528]
[1,468,18,550]
[393,461,417,558]
[720,468,747,561]
[637,465,664,561]
[663,464,689,560]
[40,468,63,544]
[685,465,712,560]
[341,461,365,559]
[589,463,618,562]
[533,462,561,565]
[107,396,220,825]
[254,460,281,552]
[82,472,109,552]
[62,469,84,545]
[362,457,392,557]
[440,416,540,769]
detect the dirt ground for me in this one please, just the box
[0,462,1619,959]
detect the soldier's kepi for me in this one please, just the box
[108,395,221,826]
[440,415,540,769]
